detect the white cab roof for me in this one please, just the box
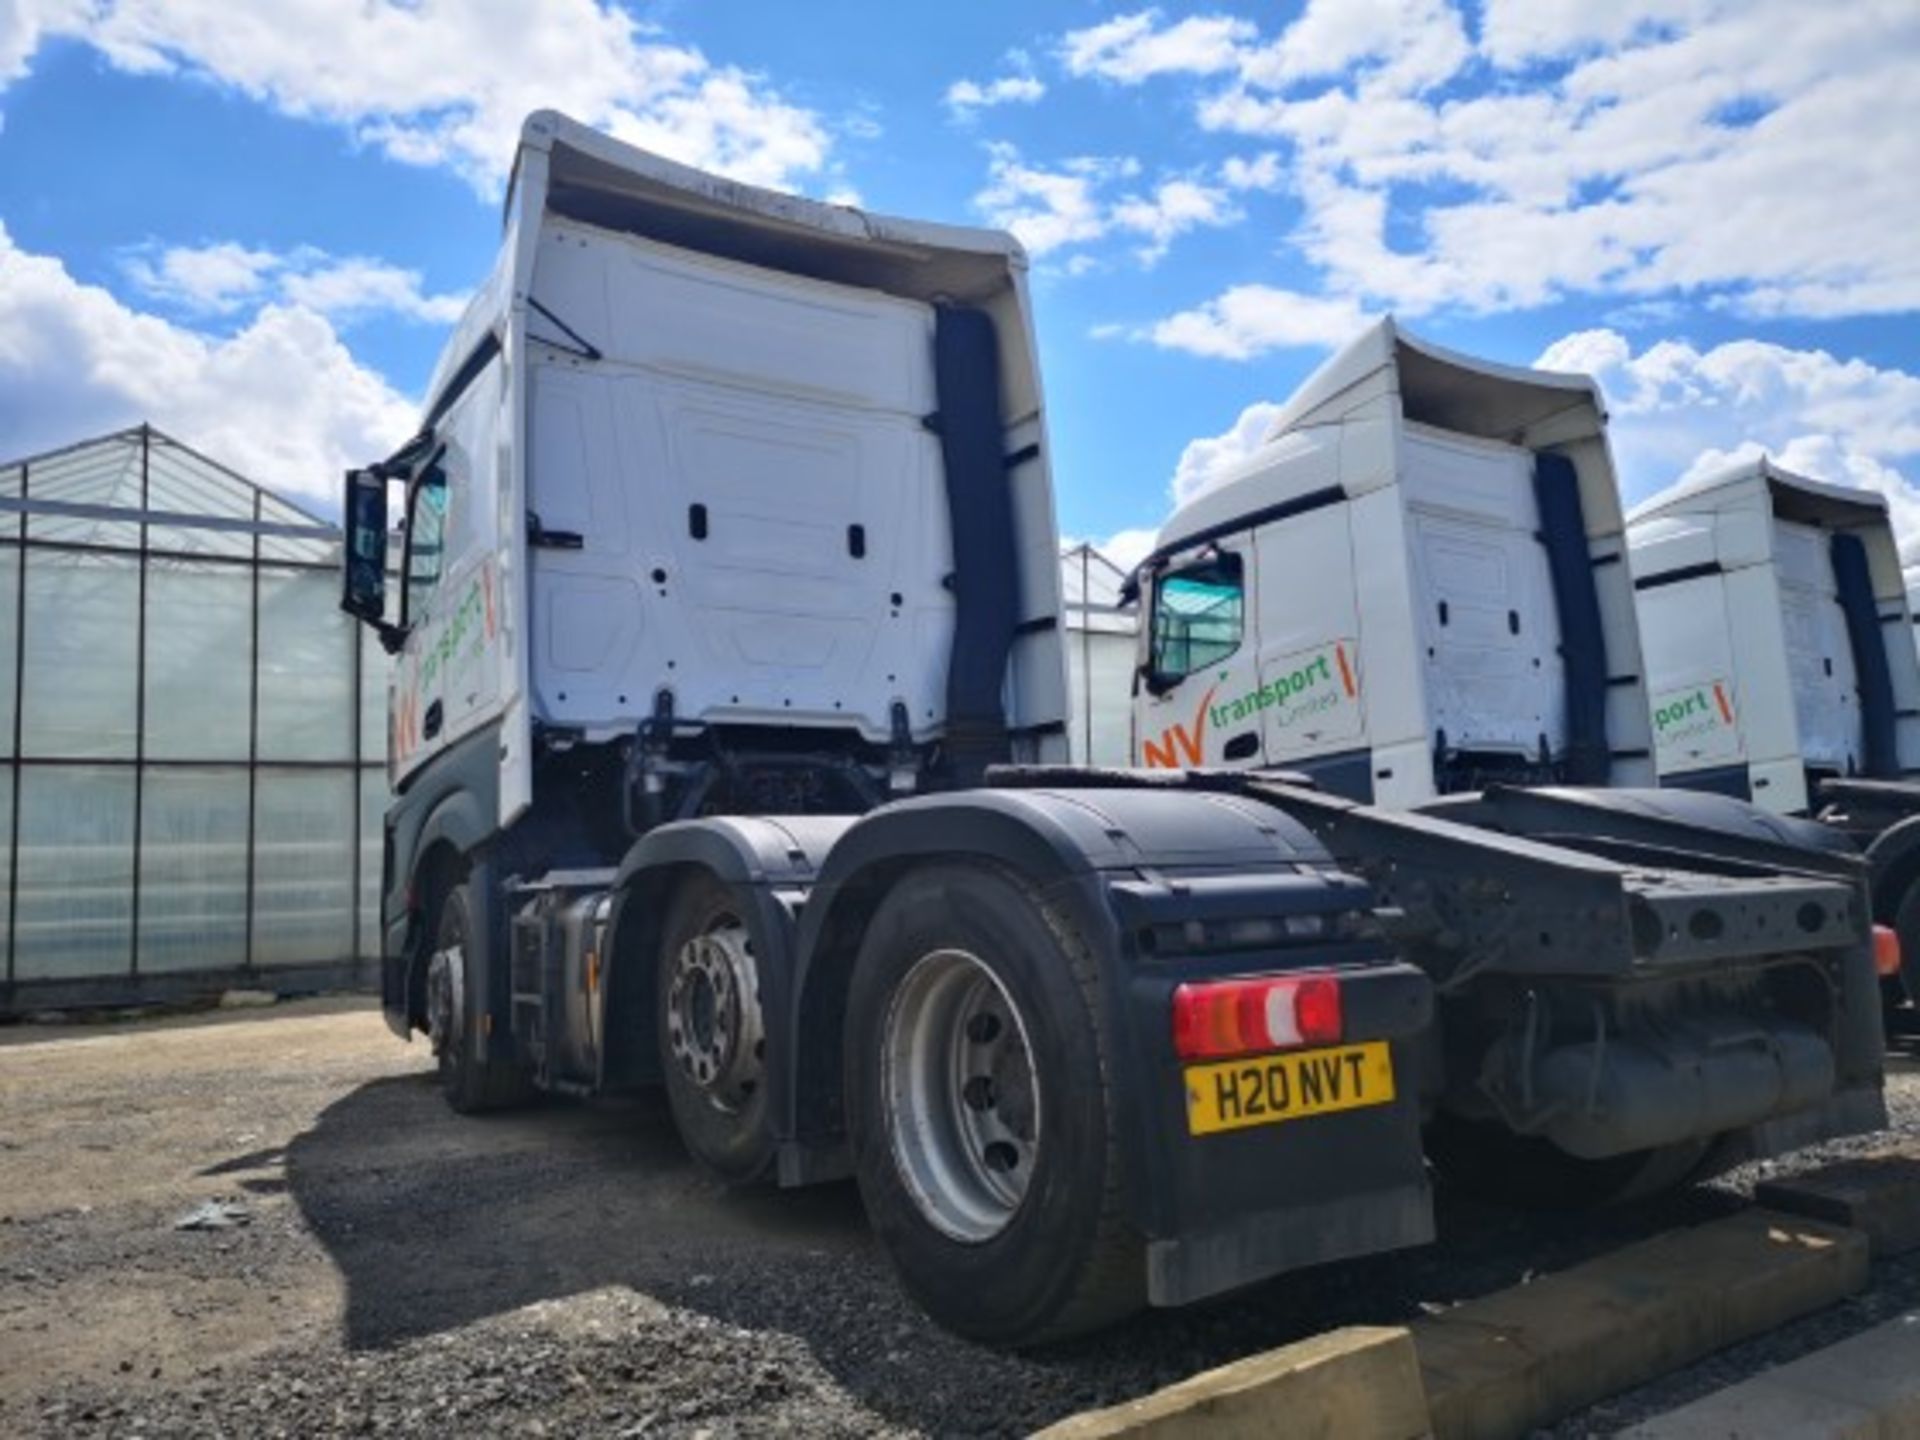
[1153,316,1606,561]
[1630,455,1891,530]
[428,109,1032,415]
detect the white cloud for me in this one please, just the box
[1091,527,1159,569]
[975,144,1240,266]
[1170,401,1286,504]
[1075,1,1920,326]
[1110,178,1238,265]
[1236,0,1470,94]
[1061,10,1255,83]
[0,223,416,508]
[121,241,280,315]
[1141,285,1372,360]
[124,242,466,325]
[278,257,467,325]
[1537,327,1920,544]
[4,0,832,195]
[976,144,1116,256]
[1220,151,1284,191]
[1062,0,1467,94]
[1,0,84,84]
[945,74,1045,118]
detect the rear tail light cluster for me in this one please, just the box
[1874,923,1902,979]
[1171,974,1343,1061]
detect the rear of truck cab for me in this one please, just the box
[1628,458,1920,814]
[1133,317,1649,808]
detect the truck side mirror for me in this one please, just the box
[340,468,404,652]
[1138,663,1178,699]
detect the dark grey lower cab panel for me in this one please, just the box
[1661,763,1753,803]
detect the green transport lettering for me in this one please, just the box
[1209,644,1355,729]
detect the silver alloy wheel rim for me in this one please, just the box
[665,920,763,1113]
[881,948,1041,1243]
[425,944,462,1061]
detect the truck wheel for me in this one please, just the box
[1425,1112,1708,1209]
[425,880,530,1114]
[844,862,1144,1346]
[1889,885,1920,1016]
[656,875,775,1183]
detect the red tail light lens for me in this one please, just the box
[1171,974,1344,1060]
[1874,923,1902,979]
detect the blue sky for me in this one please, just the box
[2,1,1916,565]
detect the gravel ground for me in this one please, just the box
[2,998,1916,1438]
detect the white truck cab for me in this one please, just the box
[351,110,1071,839]
[1627,458,1920,812]
[1132,318,1651,805]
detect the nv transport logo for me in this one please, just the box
[1142,640,1360,769]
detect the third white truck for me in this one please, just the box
[1628,458,1920,1011]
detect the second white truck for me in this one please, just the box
[1125,320,1887,1202]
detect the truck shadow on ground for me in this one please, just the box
[280,1071,1752,1434]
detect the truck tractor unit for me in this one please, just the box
[1628,459,1920,1012]
[1124,321,1886,1203]
[339,115,1886,1347]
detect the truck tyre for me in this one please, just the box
[1889,884,1920,1016]
[425,880,530,1114]
[656,874,776,1184]
[1425,1112,1708,1209]
[844,862,1145,1346]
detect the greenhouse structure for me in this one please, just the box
[1061,542,1138,768]
[0,426,385,1015]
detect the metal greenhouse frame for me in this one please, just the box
[0,425,384,1013]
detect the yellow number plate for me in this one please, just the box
[1185,1041,1395,1136]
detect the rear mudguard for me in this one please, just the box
[784,786,1434,1306]
[600,815,856,1094]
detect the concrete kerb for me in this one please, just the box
[1032,1204,1879,1440]
[1413,1208,1867,1440]
[1758,1142,1920,1257]
[1029,1326,1431,1440]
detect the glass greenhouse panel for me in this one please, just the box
[25,441,142,548]
[143,442,255,559]
[20,550,139,759]
[360,633,390,766]
[12,765,136,980]
[0,548,16,757]
[144,562,254,761]
[0,767,11,969]
[137,767,250,973]
[252,768,355,966]
[258,493,337,565]
[359,767,386,956]
[257,569,354,762]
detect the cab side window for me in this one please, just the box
[1151,552,1245,680]
[403,464,448,626]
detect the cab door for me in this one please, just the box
[1135,539,1258,769]
[1250,502,1367,770]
